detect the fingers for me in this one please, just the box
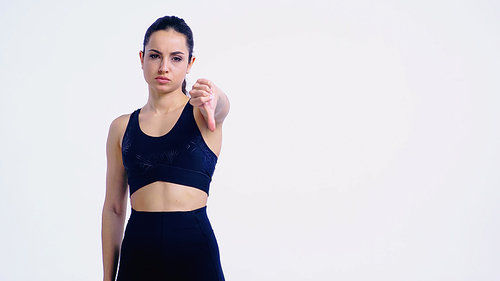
[189,79,218,107]
[191,78,216,94]
[189,78,218,132]
[194,78,213,89]
[189,93,213,107]
[189,79,213,103]
[191,84,212,95]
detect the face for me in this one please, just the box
[140,29,195,94]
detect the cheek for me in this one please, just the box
[145,61,158,73]
[143,64,157,80]
[170,64,186,74]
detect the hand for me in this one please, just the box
[189,78,218,132]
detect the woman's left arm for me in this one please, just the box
[189,78,230,131]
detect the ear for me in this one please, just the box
[139,51,145,70]
[186,55,196,74]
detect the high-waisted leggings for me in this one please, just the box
[116,206,225,281]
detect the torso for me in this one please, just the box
[130,182,208,211]
[117,98,222,212]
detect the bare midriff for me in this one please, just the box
[130,181,208,212]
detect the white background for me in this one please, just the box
[1,0,499,280]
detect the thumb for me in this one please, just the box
[203,103,216,132]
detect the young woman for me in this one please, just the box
[101,16,229,281]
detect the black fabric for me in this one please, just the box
[116,206,225,281]
[121,102,217,196]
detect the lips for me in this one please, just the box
[155,76,171,83]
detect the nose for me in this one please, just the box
[158,59,169,74]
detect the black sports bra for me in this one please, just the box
[121,102,217,196]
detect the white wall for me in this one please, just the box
[0,0,498,280]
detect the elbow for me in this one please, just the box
[102,198,127,217]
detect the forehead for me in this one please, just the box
[146,29,188,52]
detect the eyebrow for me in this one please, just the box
[148,49,185,56]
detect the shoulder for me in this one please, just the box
[108,113,132,146]
[109,114,131,133]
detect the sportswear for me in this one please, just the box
[121,102,217,196]
[116,206,225,281]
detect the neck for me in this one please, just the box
[144,88,189,114]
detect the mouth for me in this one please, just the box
[155,76,171,83]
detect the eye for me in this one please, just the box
[149,54,160,59]
[172,56,183,62]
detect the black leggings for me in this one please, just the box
[116,206,225,281]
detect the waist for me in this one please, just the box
[130,182,208,212]
[127,205,213,234]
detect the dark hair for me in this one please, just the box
[143,16,194,94]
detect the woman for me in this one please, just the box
[101,16,229,281]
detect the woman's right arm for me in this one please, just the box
[101,116,129,281]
